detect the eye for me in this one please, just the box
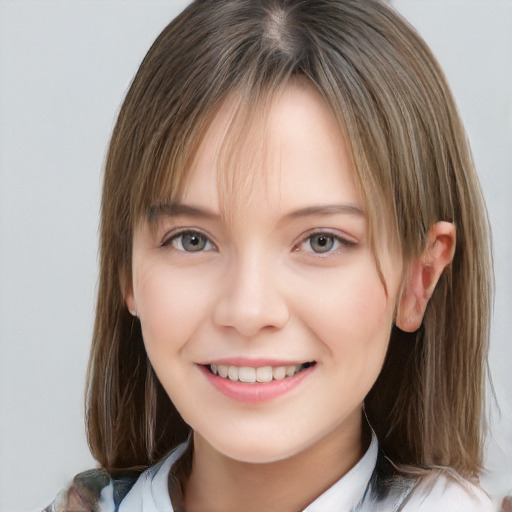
[308,233,337,253]
[163,230,215,252]
[297,231,356,254]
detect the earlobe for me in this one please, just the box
[396,221,456,333]
[120,269,137,317]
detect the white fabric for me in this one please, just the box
[110,432,494,512]
[302,433,378,511]
[403,476,494,512]
[117,442,188,512]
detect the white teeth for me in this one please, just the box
[238,367,256,383]
[228,366,239,381]
[285,365,296,377]
[272,366,286,380]
[256,366,273,383]
[211,363,310,383]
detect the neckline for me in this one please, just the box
[119,431,379,512]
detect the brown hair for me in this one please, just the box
[86,0,492,480]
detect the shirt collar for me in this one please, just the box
[119,430,378,512]
[302,430,378,512]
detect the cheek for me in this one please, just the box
[301,266,391,334]
[134,263,216,356]
[294,265,394,383]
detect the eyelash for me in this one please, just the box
[294,230,357,255]
[160,228,357,255]
[160,229,216,252]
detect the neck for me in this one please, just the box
[182,417,368,512]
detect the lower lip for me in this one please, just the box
[199,364,316,403]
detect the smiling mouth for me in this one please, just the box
[205,362,316,383]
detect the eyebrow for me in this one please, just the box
[282,204,366,220]
[148,203,219,221]
[148,202,366,222]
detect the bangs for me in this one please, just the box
[130,104,212,225]
[215,92,272,226]
[130,71,401,289]
[133,79,298,230]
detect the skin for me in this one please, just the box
[125,82,455,512]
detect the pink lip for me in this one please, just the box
[199,363,316,404]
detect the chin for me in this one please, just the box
[199,428,313,464]
[218,443,296,464]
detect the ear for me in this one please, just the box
[396,221,456,332]
[120,267,137,317]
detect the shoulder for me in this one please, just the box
[41,441,189,512]
[402,473,494,512]
[41,469,111,512]
[364,452,495,512]
[41,468,138,512]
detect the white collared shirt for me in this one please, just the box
[110,431,493,512]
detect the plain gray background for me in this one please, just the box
[0,1,511,510]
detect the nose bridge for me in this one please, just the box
[213,246,290,337]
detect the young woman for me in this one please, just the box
[44,1,494,510]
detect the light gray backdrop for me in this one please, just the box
[0,1,511,510]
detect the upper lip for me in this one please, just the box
[200,358,313,367]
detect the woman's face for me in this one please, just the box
[126,82,404,463]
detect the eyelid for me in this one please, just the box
[294,229,358,253]
[160,227,216,250]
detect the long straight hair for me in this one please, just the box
[86,0,492,479]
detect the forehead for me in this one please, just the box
[179,82,362,219]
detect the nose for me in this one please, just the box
[212,252,290,338]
